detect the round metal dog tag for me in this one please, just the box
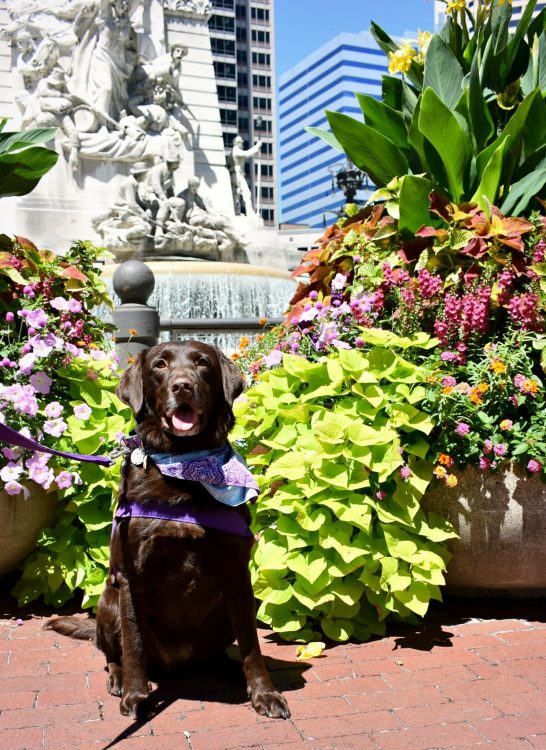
[130,447,146,466]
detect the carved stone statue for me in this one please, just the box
[230,134,262,218]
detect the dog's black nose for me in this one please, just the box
[171,377,192,394]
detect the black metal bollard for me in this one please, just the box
[112,260,160,370]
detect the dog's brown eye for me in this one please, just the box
[153,359,168,369]
[197,357,210,368]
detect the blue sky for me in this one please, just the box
[275,0,436,75]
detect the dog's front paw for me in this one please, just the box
[250,688,290,719]
[120,688,151,721]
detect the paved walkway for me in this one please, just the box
[1,588,546,750]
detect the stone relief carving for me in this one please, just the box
[92,171,249,262]
[3,0,188,168]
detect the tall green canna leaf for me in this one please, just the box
[476,88,541,176]
[423,35,465,110]
[398,175,434,235]
[305,126,344,152]
[0,147,59,198]
[466,52,495,153]
[325,110,409,187]
[355,94,409,151]
[521,31,546,96]
[471,136,511,212]
[418,88,471,201]
[500,165,546,215]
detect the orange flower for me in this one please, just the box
[438,454,454,467]
[490,359,506,374]
[128,328,138,336]
[258,317,268,327]
[256,334,264,342]
[231,352,241,360]
[239,335,250,350]
[442,386,454,395]
[469,388,483,404]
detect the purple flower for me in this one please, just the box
[73,403,92,421]
[527,459,542,473]
[5,312,14,323]
[355,337,365,348]
[20,308,48,328]
[399,466,411,480]
[44,401,63,418]
[55,471,73,490]
[455,422,470,436]
[67,299,83,314]
[30,371,52,395]
[43,418,68,438]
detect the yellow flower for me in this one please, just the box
[388,42,417,75]
[418,30,432,55]
[490,359,506,374]
[434,465,448,478]
[446,0,466,14]
[522,378,540,395]
[445,474,458,488]
[469,387,483,404]
[442,386,454,395]
[239,335,250,350]
[478,382,489,393]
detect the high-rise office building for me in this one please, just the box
[434,0,544,30]
[208,0,277,226]
[278,31,394,229]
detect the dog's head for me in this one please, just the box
[117,341,244,452]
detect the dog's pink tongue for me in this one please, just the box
[172,405,197,431]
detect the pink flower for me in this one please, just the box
[30,371,52,395]
[44,401,63,418]
[55,471,73,489]
[73,403,92,421]
[493,443,507,457]
[527,459,542,473]
[455,422,470,436]
[5,312,14,322]
[441,376,457,388]
[479,456,492,470]
[441,351,457,361]
[483,439,493,454]
[43,418,68,437]
[4,480,25,496]
[399,466,411,480]
[499,419,513,431]
[376,490,386,500]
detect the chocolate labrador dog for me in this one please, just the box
[46,340,289,720]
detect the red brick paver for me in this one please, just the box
[1,593,546,750]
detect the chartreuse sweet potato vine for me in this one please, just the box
[233,334,457,643]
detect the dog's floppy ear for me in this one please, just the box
[116,351,146,418]
[218,350,244,406]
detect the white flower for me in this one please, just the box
[0,462,23,483]
[73,403,92,421]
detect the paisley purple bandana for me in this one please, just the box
[148,443,259,507]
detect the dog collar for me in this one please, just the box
[147,442,259,507]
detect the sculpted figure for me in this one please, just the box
[230,135,262,217]
[68,0,135,123]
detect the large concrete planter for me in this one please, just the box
[0,486,59,579]
[423,463,546,596]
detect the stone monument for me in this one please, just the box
[0,0,256,263]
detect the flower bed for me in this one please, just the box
[0,236,131,607]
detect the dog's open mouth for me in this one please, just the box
[163,404,201,435]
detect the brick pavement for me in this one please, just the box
[1,590,546,750]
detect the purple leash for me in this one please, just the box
[0,422,113,466]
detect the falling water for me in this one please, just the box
[102,261,298,351]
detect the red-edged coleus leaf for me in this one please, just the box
[460,236,490,258]
[59,264,88,282]
[398,235,435,263]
